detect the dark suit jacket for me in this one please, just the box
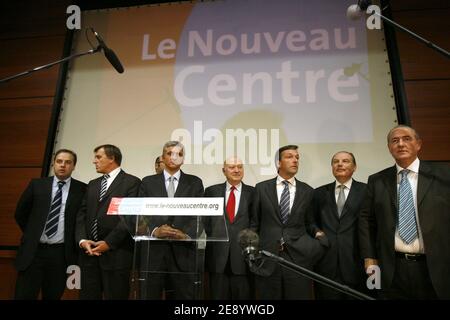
[15,176,87,271]
[139,171,204,272]
[359,161,450,299]
[204,182,254,275]
[313,180,366,285]
[251,177,328,277]
[76,170,140,270]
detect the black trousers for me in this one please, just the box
[79,259,131,300]
[381,255,437,300]
[209,257,251,300]
[15,243,67,300]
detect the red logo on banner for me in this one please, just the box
[107,197,123,215]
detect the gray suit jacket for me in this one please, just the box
[359,161,450,299]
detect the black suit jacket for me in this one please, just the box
[139,171,204,272]
[359,161,450,299]
[313,180,366,285]
[15,176,87,271]
[251,177,328,277]
[76,170,140,270]
[204,182,254,275]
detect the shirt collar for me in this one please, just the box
[277,175,296,187]
[226,181,242,192]
[106,167,121,180]
[395,157,420,175]
[164,169,181,181]
[335,178,353,190]
[53,176,71,185]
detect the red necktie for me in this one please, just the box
[226,186,236,223]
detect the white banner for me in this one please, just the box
[107,197,224,216]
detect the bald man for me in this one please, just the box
[204,156,255,300]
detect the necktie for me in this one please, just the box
[398,170,418,244]
[279,180,290,224]
[226,186,236,223]
[167,176,176,198]
[99,174,110,202]
[91,174,110,241]
[44,180,65,238]
[336,184,346,217]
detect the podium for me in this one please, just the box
[109,197,227,300]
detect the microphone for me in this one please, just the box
[346,0,372,20]
[238,229,260,264]
[91,28,124,74]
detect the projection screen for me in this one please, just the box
[53,0,398,188]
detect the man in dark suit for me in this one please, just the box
[359,125,450,299]
[14,149,86,299]
[313,151,367,299]
[204,156,254,300]
[76,144,140,300]
[251,145,328,300]
[139,141,204,299]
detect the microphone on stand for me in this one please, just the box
[90,28,125,73]
[346,0,372,20]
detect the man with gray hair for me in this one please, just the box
[313,151,367,299]
[359,125,450,299]
[204,156,255,299]
[139,141,204,299]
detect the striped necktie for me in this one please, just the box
[91,174,110,241]
[398,170,418,244]
[44,180,65,238]
[279,180,290,224]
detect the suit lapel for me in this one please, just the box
[417,162,433,209]
[340,180,360,219]
[234,183,247,223]
[266,178,280,218]
[101,170,124,203]
[326,182,340,219]
[175,171,187,197]
[382,166,398,211]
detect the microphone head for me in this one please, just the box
[346,4,364,21]
[238,229,259,250]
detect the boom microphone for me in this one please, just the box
[238,228,260,263]
[346,0,372,20]
[91,28,124,74]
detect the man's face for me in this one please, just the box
[223,157,244,186]
[278,149,299,178]
[388,127,421,166]
[93,147,115,174]
[162,145,184,172]
[332,152,356,182]
[53,152,76,180]
[155,156,165,174]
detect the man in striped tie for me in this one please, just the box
[359,125,450,299]
[14,149,86,299]
[76,144,140,299]
[250,145,328,299]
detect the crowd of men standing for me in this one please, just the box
[13,125,450,300]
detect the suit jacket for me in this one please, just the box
[204,182,254,275]
[76,170,140,270]
[313,180,366,285]
[359,161,450,299]
[138,171,204,272]
[251,177,328,277]
[15,176,87,271]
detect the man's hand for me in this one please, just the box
[315,230,325,239]
[91,241,110,255]
[154,224,188,240]
[364,258,379,274]
[80,240,100,256]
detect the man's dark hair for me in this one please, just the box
[54,149,77,165]
[94,144,122,166]
[276,145,298,161]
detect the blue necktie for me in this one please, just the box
[44,180,65,238]
[398,170,418,244]
[279,180,290,224]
